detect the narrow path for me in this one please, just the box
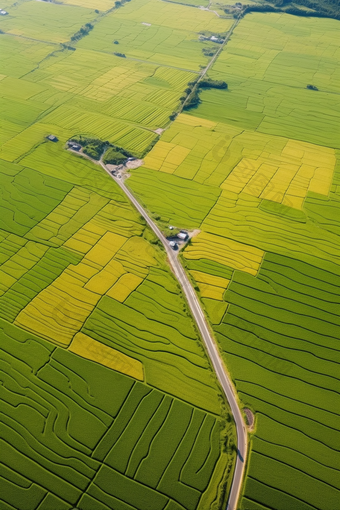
[100,161,248,510]
[177,15,240,114]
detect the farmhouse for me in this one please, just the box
[46,134,58,142]
[67,141,81,151]
[177,231,189,241]
[210,35,224,43]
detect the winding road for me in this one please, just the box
[100,162,248,510]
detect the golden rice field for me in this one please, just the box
[143,113,336,210]
[1,1,340,510]
[0,2,239,508]
[194,12,340,147]
[128,9,340,510]
[0,159,236,507]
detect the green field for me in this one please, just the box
[0,1,238,509]
[2,0,340,509]
[193,13,340,148]
[1,320,232,510]
[128,8,340,510]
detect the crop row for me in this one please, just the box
[214,13,340,93]
[184,231,264,277]
[14,233,157,346]
[0,0,95,44]
[0,319,227,510]
[129,167,220,228]
[83,275,221,413]
[0,167,72,237]
[202,190,340,271]
[196,77,340,150]
[0,36,54,79]
[215,253,340,508]
[76,0,230,69]
[0,246,81,322]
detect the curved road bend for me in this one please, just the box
[100,163,248,510]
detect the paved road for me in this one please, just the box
[100,163,248,510]
[179,16,240,114]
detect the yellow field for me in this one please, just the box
[62,0,115,11]
[107,273,143,302]
[15,271,101,346]
[69,332,144,380]
[221,139,336,209]
[144,141,191,174]
[115,236,158,277]
[84,232,127,266]
[146,115,336,209]
[190,270,229,301]
[185,232,264,276]
[85,259,126,294]
[14,193,157,344]
[27,187,107,246]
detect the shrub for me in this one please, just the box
[103,148,127,165]
[199,78,228,89]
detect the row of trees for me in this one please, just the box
[234,0,340,20]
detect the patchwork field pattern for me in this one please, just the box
[0,0,96,43]
[128,10,340,510]
[217,255,340,510]
[193,13,340,148]
[0,156,234,508]
[77,0,231,69]
[0,0,234,164]
[0,2,240,507]
[1,320,232,510]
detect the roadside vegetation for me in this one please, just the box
[0,0,239,509]
[127,8,340,510]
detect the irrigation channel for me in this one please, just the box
[100,161,248,510]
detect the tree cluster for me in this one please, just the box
[237,0,340,20]
[199,78,228,89]
[70,23,93,42]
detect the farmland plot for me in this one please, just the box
[217,255,340,510]
[0,159,236,508]
[0,0,96,43]
[0,320,233,510]
[128,9,340,510]
[0,3,238,492]
[77,0,231,70]
[193,13,340,147]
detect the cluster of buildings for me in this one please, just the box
[199,34,224,44]
[169,229,189,250]
[67,141,81,151]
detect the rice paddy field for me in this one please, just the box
[194,13,340,148]
[127,9,340,510]
[2,0,340,509]
[77,0,231,69]
[0,1,241,509]
[0,158,236,509]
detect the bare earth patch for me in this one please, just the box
[244,408,255,429]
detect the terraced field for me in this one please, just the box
[1,320,231,510]
[2,0,340,508]
[0,160,236,508]
[128,9,340,510]
[0,1,238,509]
